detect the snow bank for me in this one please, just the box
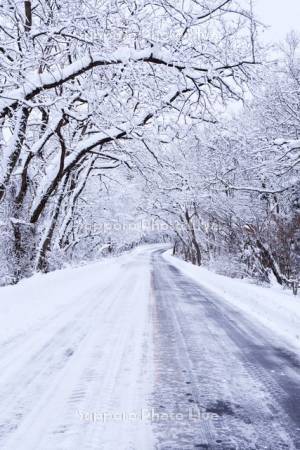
[164,252,300,352]
[0,250,137,344]
[0,262,111,344]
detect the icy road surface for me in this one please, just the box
[0,246,299,449]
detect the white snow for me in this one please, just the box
[0,48,154,116]
[0,244,299,449]
[0,246,158,450]
[274,138,300,148]
[164,251,300,352]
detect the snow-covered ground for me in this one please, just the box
[0,245,299,449]
[0,246,161,450]
[164,251,300,352]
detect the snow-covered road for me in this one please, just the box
[152,249,300,449]
[0,247,155,450]
[0,246,299,449]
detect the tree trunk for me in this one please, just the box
[24,1,32,33]
[36,175,69,272]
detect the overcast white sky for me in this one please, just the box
[255,0,300,42]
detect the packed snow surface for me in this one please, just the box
[0,245,299,449]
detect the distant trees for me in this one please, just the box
[148,35,300,292]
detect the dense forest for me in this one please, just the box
[0,0,299,291]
